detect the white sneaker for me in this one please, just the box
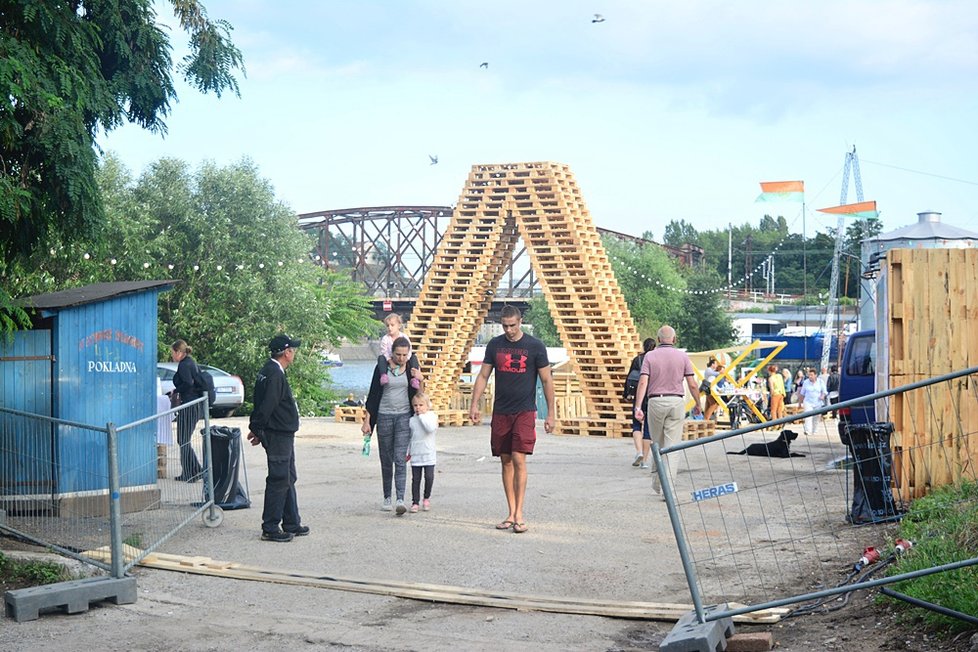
[639,462,650,470]
[382,497,392,511]
[395,499,407,515]
[632,453,643,467]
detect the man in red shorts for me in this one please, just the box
[469,306,555,534]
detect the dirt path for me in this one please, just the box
[1,418,971,651]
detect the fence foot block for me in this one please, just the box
[660,605,735,652]
[4,576,136,622]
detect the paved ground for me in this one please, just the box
[1,416,971,651]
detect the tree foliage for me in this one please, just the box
[523,294,559,347]
[525,237,736,352]
[676,213,881,300]
[604,237,686,338]
[0,0,244,331]
[13,155,379,414]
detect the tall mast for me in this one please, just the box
[820,146,863,373]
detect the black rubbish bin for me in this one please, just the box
[206,425,251,510]
[841,421,898,524]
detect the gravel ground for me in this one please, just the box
[2,417,974,651]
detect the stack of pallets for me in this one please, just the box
[411,162,641,437]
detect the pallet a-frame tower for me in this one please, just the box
[411,162,642,436]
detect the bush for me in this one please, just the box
[885,481,978,631]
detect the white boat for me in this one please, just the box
[321,352,344,367]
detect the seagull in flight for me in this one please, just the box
[429,154,438,165]
[480,62,488,69]
[592,13,605,23]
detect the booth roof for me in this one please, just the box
[21,280,176,310]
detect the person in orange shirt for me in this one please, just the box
[767,364,786,423]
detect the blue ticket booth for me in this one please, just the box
[0,281,173,515]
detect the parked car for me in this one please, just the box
[157,362,244,418]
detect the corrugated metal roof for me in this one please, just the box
[21,280,176,310]
[871,211,978,242]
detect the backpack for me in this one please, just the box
[623,353,644,401]
[195,367,217,406]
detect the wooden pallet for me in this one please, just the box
[555,418,631,438]
[334,406,363,423]
[411,162,641,434]
[682,420,717,441]
[437,410,469,427]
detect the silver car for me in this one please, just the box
[157,362,245,418]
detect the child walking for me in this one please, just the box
[408,392,438,513]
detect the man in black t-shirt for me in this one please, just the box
[469,306,555,535]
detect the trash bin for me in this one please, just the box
[206,425,251,510]
[841,422,898,524]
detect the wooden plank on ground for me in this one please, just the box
[85,549,788,624]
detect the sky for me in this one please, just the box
[98,0,978,243]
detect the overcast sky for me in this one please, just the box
[99,0,978,243]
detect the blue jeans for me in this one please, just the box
[377,412,411,501]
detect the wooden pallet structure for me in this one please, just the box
[883,248,978,502]
[411,162,641,437]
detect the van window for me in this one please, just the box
[845,336,875,376]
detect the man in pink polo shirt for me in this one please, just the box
[633,325,702,494]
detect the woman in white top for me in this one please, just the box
[798,368,827,436]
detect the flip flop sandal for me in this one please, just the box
[495,520,515,530]
[513,522,528,534]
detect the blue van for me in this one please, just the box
[837,329,877,432]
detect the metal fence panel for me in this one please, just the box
[656,366,978,622]
[0,398,217,575]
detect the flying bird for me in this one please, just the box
[480,62,488,69]
[429,155,439,165]
[592,13,605,23]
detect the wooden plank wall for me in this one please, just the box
[886,248,978,501]
[411,162,642,436]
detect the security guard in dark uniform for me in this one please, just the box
[248,334,308,542]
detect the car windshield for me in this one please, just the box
[202,365,230,377]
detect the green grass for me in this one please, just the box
[0,551,71,588]
[885,481,978,631]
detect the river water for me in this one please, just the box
[323,360,376,401]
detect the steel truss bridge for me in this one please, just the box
[297,206,702,318]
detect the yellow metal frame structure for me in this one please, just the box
[688,340,787,424]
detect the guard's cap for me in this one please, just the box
[269,334,301,354]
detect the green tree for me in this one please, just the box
[523,294,559,346]
[13,155,378,414]
[603,236,685,338]
[663,219,700,247]
[673,267,736,351]
[0,0,244,332]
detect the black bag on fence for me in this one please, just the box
[205,425,251,510]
